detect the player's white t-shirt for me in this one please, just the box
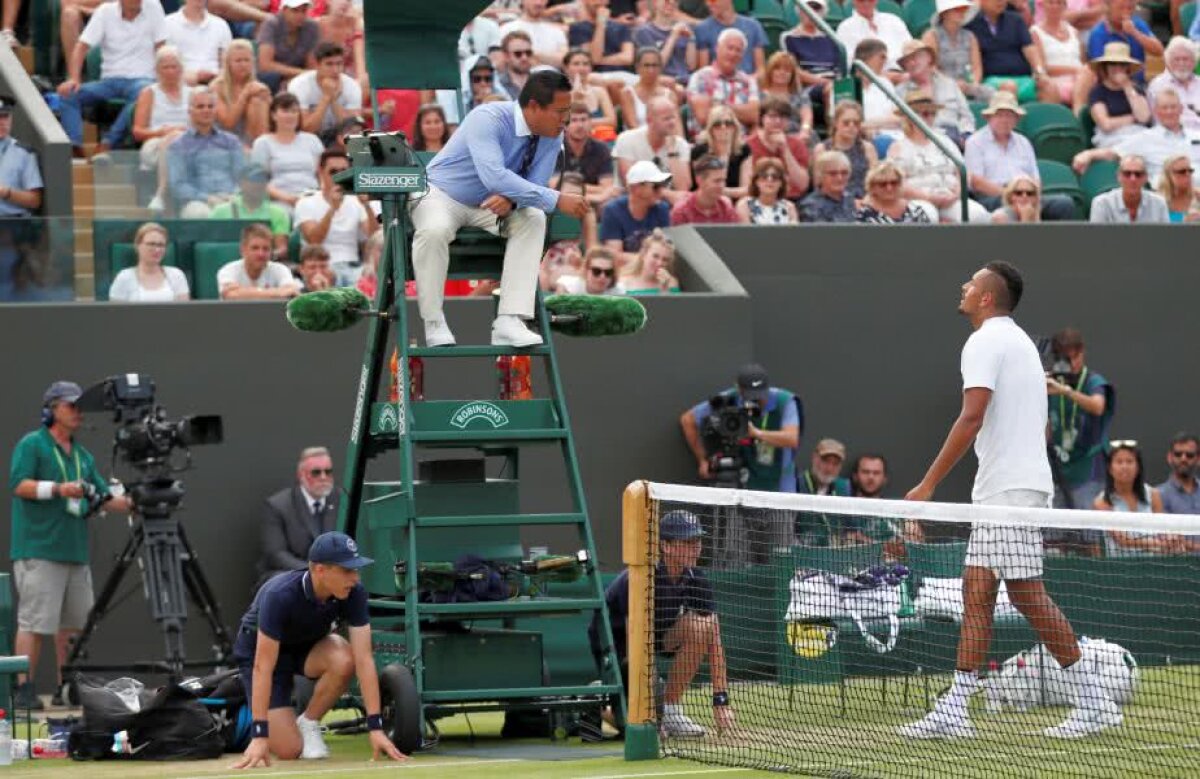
[960,315,1054,502]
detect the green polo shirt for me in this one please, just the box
[9,428,108,563]
[209,195,291,236]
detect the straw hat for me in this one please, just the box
[895,88,942,116]
[1090,41,1142,72]
[980,90,1026,117]
[897,39,937,68]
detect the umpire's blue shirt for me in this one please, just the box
[425,101,562,212]
[233,569,369,661]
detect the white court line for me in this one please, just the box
[575,768,748,779]
[173,757,520,779]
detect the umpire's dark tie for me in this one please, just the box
[517,135,540,178]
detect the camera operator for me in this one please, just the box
[679,364,802,565]
[8,381,132,710]
[1046,329,1116,549]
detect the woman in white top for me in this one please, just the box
[619,47,677,129]
[1093,441,1180,558]
[562,48,617,133]
[618,230,680,294]
[886,91,988,222]
[1033,0,1087,108]
[251,92,324,210]
[131,46,191,211]
[108,223,190,303]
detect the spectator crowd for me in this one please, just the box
[0,0,1194,301]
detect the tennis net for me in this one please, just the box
[620,481,1200,778]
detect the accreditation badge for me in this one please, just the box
[66,497,84,517]
[755,440,775,466]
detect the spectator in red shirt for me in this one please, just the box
[671,154,745,224]
[746,98,810,199]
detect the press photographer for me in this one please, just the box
[1044,328,1116,554]
[679,364,803,565]
[9,380,132,710]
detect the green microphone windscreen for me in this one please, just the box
[286,288,372,333]
[545,295,647,337]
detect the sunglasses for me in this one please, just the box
[308,468,334,477]
[873,179,901,188]
[1171,449,1199,459]
[1108,439,1139,451]
[510,49,533,58]
[712,119,737,128]
[1171,167,1195,175]
[1119,169,1147,178]
[142,240,168,248]
[471,74,492,83]
[1012,188,1038,196]
[589,266,615,277]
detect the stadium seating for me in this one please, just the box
[92,219,263,300]
[1077,105,1098,147]
[1018,103,1088,166]
[1184,3,1197,38]
[902,0,936,37]
[1037,158,1087,218]
[1080,158,1120,210]
[876,0,905,18]
[192,242,244,300]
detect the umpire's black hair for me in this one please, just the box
[518,69,572,108]
[984,261,1023,312]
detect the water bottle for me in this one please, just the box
[407,339,424,401]
[0,710,11,766]
[388,346,400,403]
[497,355,533,400]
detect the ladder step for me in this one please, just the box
[409,345,551,358]
[422,684,620,703]
[415,513,586,528]
[368,597,602,617]
[410,429,567,443]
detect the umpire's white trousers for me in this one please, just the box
[410,186,546,321]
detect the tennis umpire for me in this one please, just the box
[589,510,735,738]
[231,531,405,768]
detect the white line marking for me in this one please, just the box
[576,768,748,779]
[173,757,520,779]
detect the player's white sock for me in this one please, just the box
[937,670,979,719]
[1065,657,1108,709]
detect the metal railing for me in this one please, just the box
[792,1,970,222]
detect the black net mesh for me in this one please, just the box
[634,484,1200,778]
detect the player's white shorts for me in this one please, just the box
[965,489,1051,581]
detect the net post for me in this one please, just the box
[623,479,659,760]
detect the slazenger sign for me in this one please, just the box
[450,402,510,429]
[356,172,424,190]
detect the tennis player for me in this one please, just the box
[900,262,1121,740]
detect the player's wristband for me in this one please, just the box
[712,691,730,707]
[366,713,384,731]
[251,720,269,739]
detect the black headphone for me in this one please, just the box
[40,402,54,427]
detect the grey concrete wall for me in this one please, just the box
[0,294,752,684]
[694,223,1199,502]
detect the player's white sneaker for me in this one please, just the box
[661,704,706,738]
[296,714,330,759]
[1044,698,1123,739]
[897,709,976,740]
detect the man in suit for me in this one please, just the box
[257,446,341,590]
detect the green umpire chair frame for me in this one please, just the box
[330,0,627,749]
[0,574,32,743]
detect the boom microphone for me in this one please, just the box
[286,288,376,333]
[545,295,647,337]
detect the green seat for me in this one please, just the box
[1037,158,1086,219]
[1077,105,1097,146]
[903,0,936,36]
[1080,158,1119,210]
[192,241,243,300]
[968,100,987,129]
[824,0,850,25]
[877,0,904,17]
[1018,103,1088,166]
[288,229,303,265]
[1182,2,1196,35]
[906,541,967,586]
[760,15,790,55]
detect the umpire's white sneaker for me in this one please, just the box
[1044,698,1123,739]
[661,704,706,738]
[296,714,330,759]
[491,315,543,347]
[424,318,456,347]
[897,709,976,740]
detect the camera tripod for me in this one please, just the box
[62,483,234,684]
